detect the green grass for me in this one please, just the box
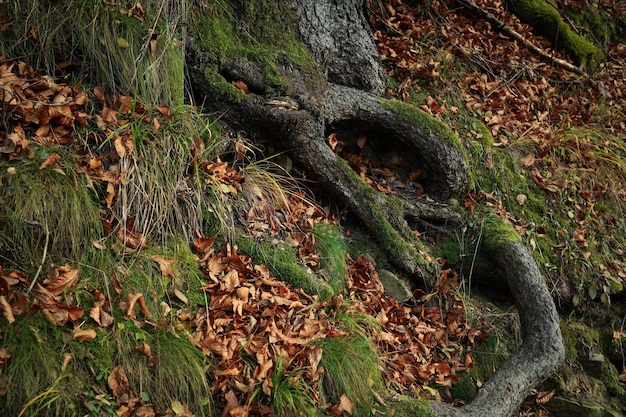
[312,223,347,293]
[115,321,213,416]
[1,314,103,416]
[0,149,105,275]
[313,308,385,417]
[0,0,188,104]
[270,355,317,417]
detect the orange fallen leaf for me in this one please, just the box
[39,153,61,169]
[0,295,15,324]
[44,264,79,295]
[73,327,97,341]
[108,365,129,398]
[151,255,175,277]
[231,80,249,94]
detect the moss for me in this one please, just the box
[334,155,429,271]
[450,331,514,403]
[190,0,320,99]
[480,213,520,252]
[386,395,433,417]
[236,235,334,300]
[509,0,603,69]
[380,98,462,148]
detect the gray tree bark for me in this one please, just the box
[187,1,565,416]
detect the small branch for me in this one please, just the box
[28,222,50,292]
[457,0,587,76]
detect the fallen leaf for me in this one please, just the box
[232,80,249,94]
[108,365,129,398]
[44,264,79,295]
[174,288,188,304]
[0,348,11,368]
[328,394,355,416]
[39,153,61,169]
[0,295,15,324]
[521,153,535,167]
[73,327,97,341]
[151,255,175,277]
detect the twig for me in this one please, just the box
[28,222,50,292]
[457,0,587,77]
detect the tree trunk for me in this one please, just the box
[187,1,565,416]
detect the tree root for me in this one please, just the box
[456,0,587,76]
[188,1,565,415]
[431,240,565,417]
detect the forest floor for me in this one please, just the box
[2,0,626,416]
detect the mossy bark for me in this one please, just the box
[507,0,603,69]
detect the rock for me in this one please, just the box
[544,396,616,417]
[378,269,412,302]
[579,352,605,379]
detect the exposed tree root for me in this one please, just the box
[431,241,565,416]
[456,0,587,76]
[188,1,565,415]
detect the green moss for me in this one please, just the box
[335,156,428,270]
[380,99,462,148]
[480,213,520,252]
[237,235,334,300]
[509,0,603,69]
[190,0,319,99]
[386,395,433,417]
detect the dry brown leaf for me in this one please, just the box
[151,255,175,277]
[90,303,102,325]
[39,153,61,169]
[222,269,240,291]
[154,104,171,120]
[0,348,11,368]
[117,227,146,250]
[42,307,69,326]
[108,365,129,398]
[73,327,97,341]
[536,389,555,405]
[231,80,249,94]
[0,295,15,324]
[328,394,355,416]
[44,264,79,295]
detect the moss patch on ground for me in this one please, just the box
[236,235,334,299]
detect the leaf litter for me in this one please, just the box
[0,52,488,415]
